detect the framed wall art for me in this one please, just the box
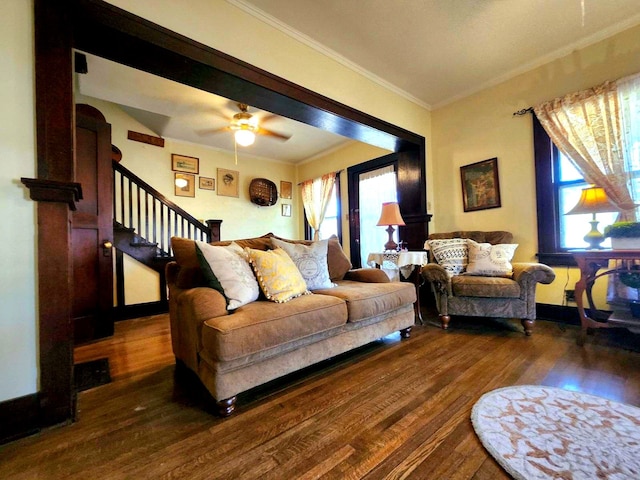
[217,168,239,197]
[280,180,292,199]
[174,173,195,197]
[282,204,291,217]
[199,177,215,190]
[171,154,199,174]
[460,157,501,212]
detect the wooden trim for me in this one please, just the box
[127,130,165,147]
[0,393,41,445]
[20,178,83,211]
[113,301,168,321]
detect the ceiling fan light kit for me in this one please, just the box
[234,127,256,147]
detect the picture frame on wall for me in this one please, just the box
[280,180,292,199]
[282,204,291,217]
[217,168,239,197]
[174,173,195,197]
[171,154,199,174]
[460,157,501,212]
[199,177,215,190]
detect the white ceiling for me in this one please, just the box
[235,0,640,108]
[76,53,353,164]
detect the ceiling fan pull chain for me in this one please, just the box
[234,135,238,165]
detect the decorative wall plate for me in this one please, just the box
[249,178,278,206]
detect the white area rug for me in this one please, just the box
[471,385,640,480]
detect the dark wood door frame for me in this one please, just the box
[26,0,428,429]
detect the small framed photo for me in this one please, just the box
[217,168,239,197]
[199,177,215,190]
[174,173,195,197]
[171,154,199,174]
[280,180,292,199]
[460,157,501,212]
[282,204,291,217]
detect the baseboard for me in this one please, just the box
[536,303,581,326]
[113,300,168,321]
[0,393,40,445]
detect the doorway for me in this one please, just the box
[31,0,427,428]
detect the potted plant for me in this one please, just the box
[603,221,640,249]
[618,266,640,317]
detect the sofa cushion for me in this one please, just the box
[201,294,348,361]
[195,241,259,310]
[271,237,334,290]
[314,279,416,322]
[246,247,310,303]
[426,238,468,276]
[451,275,521,298]
[466,239,518,277]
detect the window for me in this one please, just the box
[304,174,342,242]
[534,78,640,265]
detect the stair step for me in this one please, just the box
[129,241,158,248]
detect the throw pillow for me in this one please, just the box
[271,238,334,290]
[245,247,310,303]
[426,238,469,276]
[465,239,518,277]
[195,241,260,310]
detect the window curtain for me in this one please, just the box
[358,165,398,271]
[533,80,638,221]
[301,172,337,240]
[619,73,640,192]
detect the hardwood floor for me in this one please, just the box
[1,313,639,479]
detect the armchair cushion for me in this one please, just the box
[451,275,521,298]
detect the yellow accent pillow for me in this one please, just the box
[245,247,310,303]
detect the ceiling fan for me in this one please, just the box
[210,103,291,147]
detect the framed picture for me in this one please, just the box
[460,157,501,212]
[171,154,199,174]
[282,204,291,217]
[280,180,292,199]
[174,173,195,197]
[217,168,239,197]
[199,177,215,190]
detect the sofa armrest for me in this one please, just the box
[512,262,556,285]
[343,268,390,283]
[421,263,451,294]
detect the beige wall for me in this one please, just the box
[431,24,640,306]
[0,0,38,402]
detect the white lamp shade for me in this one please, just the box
[235,129,256,147]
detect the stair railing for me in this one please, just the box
[113,161,220,257]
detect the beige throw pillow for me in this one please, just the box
[465,239,518,277]
[245,247,310,303]
[426,238,469,277]
[271,238,334,290]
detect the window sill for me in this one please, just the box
[536,252,578,267]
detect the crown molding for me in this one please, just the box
[227,0,431,110]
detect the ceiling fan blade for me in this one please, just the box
[195,126,231,136]
[257,127,291,141]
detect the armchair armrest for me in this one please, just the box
[421,263,451,294]
[512,262,556,285]
[343,268,390,283]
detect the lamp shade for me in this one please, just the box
[565,186,618,215]
[376,202,406,226]
[234,128,256,147]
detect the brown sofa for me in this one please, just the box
[167,233,416,416]
[422,231,555,335]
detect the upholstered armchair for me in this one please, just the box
[422,231,555,335]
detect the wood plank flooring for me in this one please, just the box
[1,314,639,479]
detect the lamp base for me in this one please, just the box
[583,219,605,249]
[384,225,398,251]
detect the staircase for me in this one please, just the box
[112,161,221,318]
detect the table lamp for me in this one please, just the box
[565,186,618,249]
[377,202,406,251]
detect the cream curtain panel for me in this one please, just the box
[301,172,337,240]
[534,80,637,220]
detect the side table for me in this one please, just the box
[367,251,428,324]
[571,249,640,346]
